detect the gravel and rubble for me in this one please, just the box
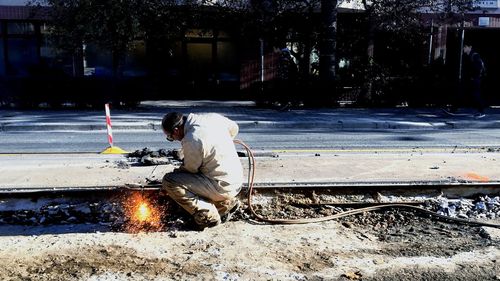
[426,195,500,220]
[252,189,500,222]
[1,191,499,231]
[127,147,182,166]
[0,191,192,232]
[0,190,499,280]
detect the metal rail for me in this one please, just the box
[1,181,500,195]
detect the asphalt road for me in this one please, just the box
[1,128,500,153]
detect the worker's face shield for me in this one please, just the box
[164,126,179,142]
[163,128,175,142]
[166,133,174,142]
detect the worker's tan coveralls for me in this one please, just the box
[162,113,243,226]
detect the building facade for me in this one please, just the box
[0,0,498,105]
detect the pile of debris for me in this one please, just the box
[0,201,122,226]
[1,193,498,232]
[0,193,191,233]
[425,196,500,220]
[127,148,182,166]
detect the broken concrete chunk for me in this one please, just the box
[128,147,182,165]
[475,202,487,212]
[114,160,130,169]
[426,195,500,220]
[73,204,92,215]
[342,271,362,280]
[140,155,171,165]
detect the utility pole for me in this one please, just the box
[428,19,434,65]
[458,18,465,82]
[260,38,264,91]
[319,0,338,83]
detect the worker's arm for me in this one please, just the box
[179,138,203,173]
[225,117,239,139]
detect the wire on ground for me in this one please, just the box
[233,139,500,229]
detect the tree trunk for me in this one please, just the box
[319,0,337,83]
[365,13,376,103]
[112,49,122,78]
[367,19,375,59]
[72,46,84,77]
[300,39,312,79]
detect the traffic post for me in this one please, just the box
[101,103,128,154]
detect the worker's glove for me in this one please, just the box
[172,149,184,161]
[172,166,188,173]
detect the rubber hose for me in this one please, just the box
[233,139,500,229]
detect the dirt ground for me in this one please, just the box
[0,193,499,281]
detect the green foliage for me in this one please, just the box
[30,0,197,76]
[137,0,186,42]
[30,0,88,52]
[357,0,475,36]
[343,0,475,104]
[28,0,476,97]
[84,0,139,54]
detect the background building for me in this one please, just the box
[0,0,498,107]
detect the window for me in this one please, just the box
[123,40,147,77]
[7,22,34,35]
[0,43,5,75]
[7,38,38,76]
[185,29,214,38]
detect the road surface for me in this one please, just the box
[1,128,500,153]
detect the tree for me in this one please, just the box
[31,0,195,77]
[355,0,476,104]
[135,0,193,77]
[87,0,140,77]
[30,0,94,76]
[201,0,324,78]
[320,0,337,84]
[31,0,141,77]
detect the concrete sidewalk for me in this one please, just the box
[1,100,500,132]
[1,152,499,193]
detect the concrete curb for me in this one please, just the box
[2,180,500,194]
[2,120,500,132]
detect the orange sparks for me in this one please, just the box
[123,192,164,233]
[135,202,152,222]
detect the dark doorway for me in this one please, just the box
[446,27,500,105]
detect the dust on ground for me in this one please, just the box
[0,191,499,281]
[256,190,499,258]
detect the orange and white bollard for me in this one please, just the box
[105,103,114,146]
[101,103,128,154]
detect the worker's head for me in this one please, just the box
[162,112,185,142]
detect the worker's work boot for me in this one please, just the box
[220,199,240,223]
[193,210,220,231]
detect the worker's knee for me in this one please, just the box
[162,173,181,194]
[162,172,175,187]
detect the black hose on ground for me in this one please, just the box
[233,139,500,229]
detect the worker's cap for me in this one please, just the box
[162,112,184,133]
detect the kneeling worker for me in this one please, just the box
[161,112,243,229]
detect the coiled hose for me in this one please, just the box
[233,139,500,228]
